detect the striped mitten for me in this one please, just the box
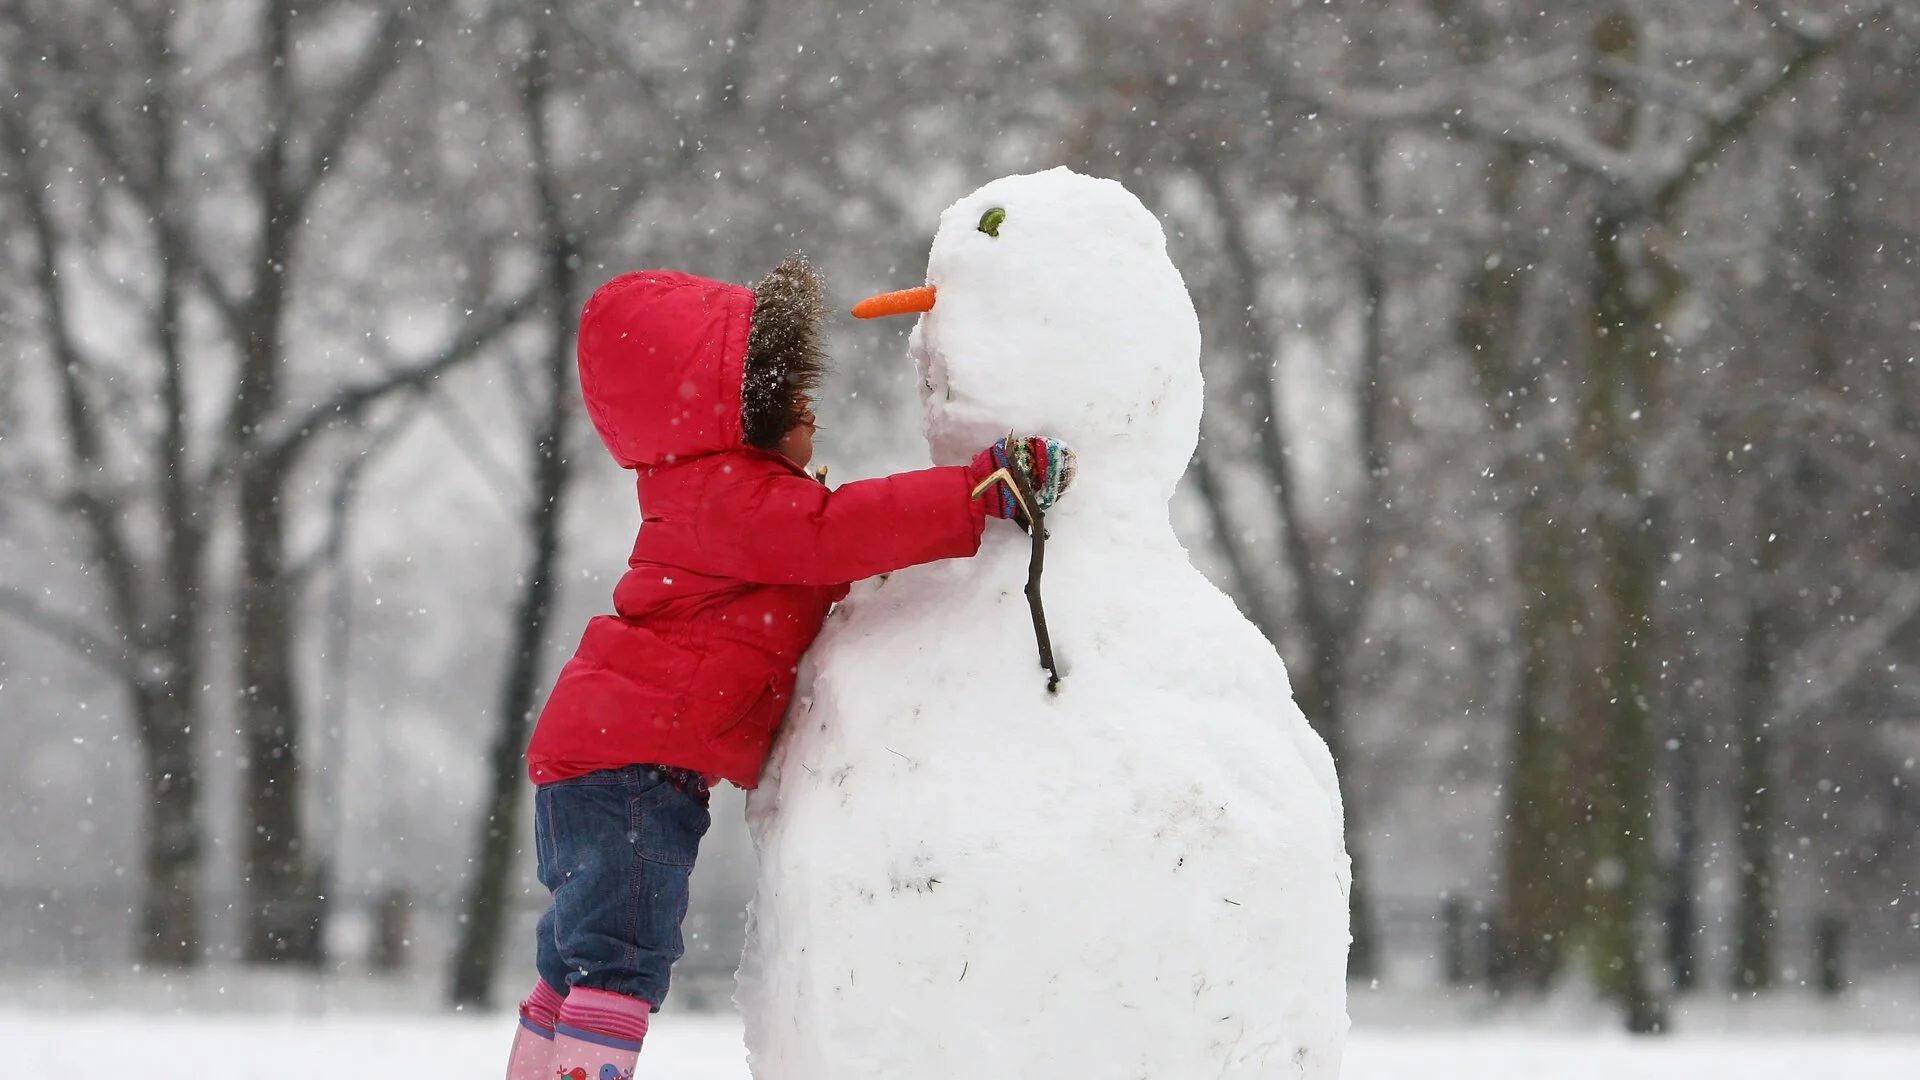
[968,434,1078,528]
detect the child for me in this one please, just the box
[505,254,1075,1080]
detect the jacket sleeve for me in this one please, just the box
[690,464,987,586]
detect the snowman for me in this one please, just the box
[736,167,1350,1078]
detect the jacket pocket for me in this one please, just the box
[678,637,778,742]
[707,677,778,747]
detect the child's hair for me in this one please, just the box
[742,252,828,450]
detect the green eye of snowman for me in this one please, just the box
[977,207,1006,237]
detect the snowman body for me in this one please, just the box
[738,168,1350,1079]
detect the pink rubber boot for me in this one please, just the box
[551,986,651,1080]
[505,979,565,1080]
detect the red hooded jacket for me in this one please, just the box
[526,270,986,788]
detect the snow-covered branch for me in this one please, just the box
[1774,574,1920,726]
[290,7,416,206]
[252,284,542,467]
[1647,24,1848,218]
[0,585,127,678]
[1307,12,1855,213]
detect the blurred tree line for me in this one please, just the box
[0,0,1914,1031]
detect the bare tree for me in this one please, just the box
[1280,0,1882,1025]
[2,0,534,965]
[1,1,213,966]
[1389,2,1854,1026]
[447,0,774,1006]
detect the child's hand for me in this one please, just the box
[967,434,1078,528]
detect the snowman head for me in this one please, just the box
[862,168,1203,515]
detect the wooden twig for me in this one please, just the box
[1003,462,1061,693]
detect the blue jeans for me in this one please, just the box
[533,765,711,1008]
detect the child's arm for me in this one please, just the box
[690,465,987,586]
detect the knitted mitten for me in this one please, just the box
[968,434,1078,527]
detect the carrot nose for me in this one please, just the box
[852,285,937,319]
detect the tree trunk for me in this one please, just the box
[449,18,579,1007]
[1733,599,1777,990]
[1591,481,1665,1031]
[1577,189,1669,1030]
[230,0,323,966]
[1493,498,1578,989]
[1458,137,1584,993]
[7,80,210,966]
[1188,151,1385,982]
[143,111,208,964]
[1338,134,1391,982]
[1664,726,1699,992]
[1563,13,1669,1031]
[238,452,324,965]
[1301,638,1377,979]
[447,364,571,1005]
[447,303,575,1008]
[134,687,202,965]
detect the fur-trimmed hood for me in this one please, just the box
[575,255,827,469]
[742,253,827,449]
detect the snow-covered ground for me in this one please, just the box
[13,1007,1920,1078]
[7,967,1915,1076]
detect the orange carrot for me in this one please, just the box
[851,285,938,319]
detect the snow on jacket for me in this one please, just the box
[527,270,986,788]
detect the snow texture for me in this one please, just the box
[10,1009,1920,1079]
[11,1010,1920,1079]
[738,168,1352,1078]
